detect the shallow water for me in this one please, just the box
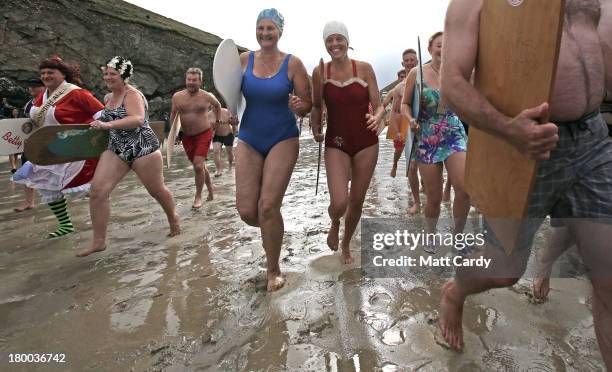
[0,130,603,371]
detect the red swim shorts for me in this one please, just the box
[393,138,405,150]
[182,129,213,162]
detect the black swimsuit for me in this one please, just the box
[102,94,159,165]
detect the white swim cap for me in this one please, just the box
[323,21,349,45]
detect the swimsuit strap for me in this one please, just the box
[325,60,358,80]
[119,91,129,106]
[247,51,255,77]
[280,53,292,73]
[110,88,147,109]
[246,52,290,78]
[110,89,149,122]
[129,88,149,110]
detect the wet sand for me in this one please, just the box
[0,131,604,371]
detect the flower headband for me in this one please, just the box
[105,56,133,80]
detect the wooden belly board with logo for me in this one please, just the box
[25,122,166,166]
[465,0,565,252]
[0,118,35,155]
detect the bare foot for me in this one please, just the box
[267,270,285,292]
[407,203,420,215]
[192,196,202,209]
[168,214,181,236]
[327,220,340,251]
[532,277,550,301]
[341,245,354,264]
[214,172,222,178]
[390,166,397,178]
[14,205,34,212]
[206,192,214,201]
[76,245,106,257]
[438,280,464,351]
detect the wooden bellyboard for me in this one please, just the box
[149,121,165,146]
[25,122,165,166]
[166,115,181,168]
[405,38,423,168]
[412,55,422,122]
[386,114,396,140]
[465,0,564,252]
[25,125,108,166]
[0,118,36,155]
[404,124,413,164]
[398,117,409,141]
[386,115,409,140]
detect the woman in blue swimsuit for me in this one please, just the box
[236,9,312,292]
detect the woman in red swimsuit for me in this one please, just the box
[311,21,385,264]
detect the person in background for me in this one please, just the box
[211,107,238,177]
[8,108,20,173]
[170,67,221,207]
[14,77,45,212]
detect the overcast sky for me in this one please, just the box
[125,0,450,88]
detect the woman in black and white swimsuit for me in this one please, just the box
[77,56,180,257]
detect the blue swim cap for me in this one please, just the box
[257,8,284,35]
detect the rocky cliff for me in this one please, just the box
[0,0,242,118]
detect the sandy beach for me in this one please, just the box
[0,130,604,371]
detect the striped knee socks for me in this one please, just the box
[46,198,75,239]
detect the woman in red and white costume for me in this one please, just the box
[13,56,104,239]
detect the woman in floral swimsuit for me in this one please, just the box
[401,32,471,242]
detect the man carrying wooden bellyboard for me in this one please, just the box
[170,67,222,208]
[437,0,612,365]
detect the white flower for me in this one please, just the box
[107,57,121,69]
[106,57,133,79]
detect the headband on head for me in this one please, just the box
[323,21,350,45]
[105,56,134,81]
[257,8,284,35]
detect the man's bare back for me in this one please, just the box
[171,89,220,136]
[213,108,233,137]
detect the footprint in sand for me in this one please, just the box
[368,292,392,308]
[381,327,406,346]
